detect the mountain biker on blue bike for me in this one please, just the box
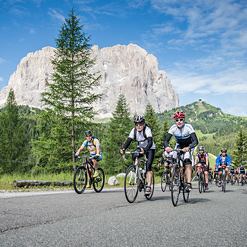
[216,148,231,186]
[75,130,102,188]
[164,111,198,191]
[195,146,210,190]
[120,116,155,195]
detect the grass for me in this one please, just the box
[0,171,164,192]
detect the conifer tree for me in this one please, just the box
[232,128,247,167]
[0,89,29,173]
[144,103,161,166]
[34,8,101,166]
[102,94,132,174]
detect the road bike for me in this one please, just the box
[197,165,206,193]
[73,155,105,194]
[219,165,227,193]
[170,149,190,207]
[230,173,236,185]
[123,151,154,203]
[160,164,171,192]
[239,174,245,186]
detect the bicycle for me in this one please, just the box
[197,165,206,193]
[123,151,154,203]
[73,155,105,194]
[239,174,245,186]
[170,148,190,207]
[214,172,219,186]
[160,164,172,192]
[219,165,227,193]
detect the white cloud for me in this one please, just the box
[0,77,3,82]
[226,107,247,117]
[48,8,65,22]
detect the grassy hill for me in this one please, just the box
[157,100,247,157]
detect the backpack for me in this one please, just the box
[133,125,148,144]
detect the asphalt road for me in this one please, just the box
[0,183,246,247]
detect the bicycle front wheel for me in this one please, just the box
[145,172,154,200]
[198,174,202,193]
[222,175,226,192]
[161,172,167,192]
[124,164,138,203]
[93,168,105,193]
[171,165,180,207]
[73,166,87,194]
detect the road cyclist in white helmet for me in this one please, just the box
[120,116,155,195]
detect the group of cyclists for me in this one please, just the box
[75,111,246,194]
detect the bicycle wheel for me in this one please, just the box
[73,166,87,194]
[161,171,167,192]
[124,164,138,203]
[202,174,206,192]
[145,172,154,200]
[183,178,190,202]
[93,168,105,193]
[222,174,226,192]
[198,173,202,193]
[171,165,180,207]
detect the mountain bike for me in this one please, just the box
[160,164,171,192]
[73,155,105,194]
[123,151,154,203]
[197,165,206,193]
[170,148,190,207]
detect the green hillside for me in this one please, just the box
[157,100,247,157]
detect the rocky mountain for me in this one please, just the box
[0,44,179,118]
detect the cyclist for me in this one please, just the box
[120,116,155,195]
[164,111,198,191]
[238,165,246,183]
[214,163,219,181]
[229,166,236,183]
[75,130,102,188]
[195,146,210,190]
[158,149,174,179]
[216,148,231,186]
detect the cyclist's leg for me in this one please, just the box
[225,167,229,181]
[146,149,155,187]
[204,165,209,184]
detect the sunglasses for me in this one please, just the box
[175,118,184,122]
[135,123,144,126]
[86,135,92,137]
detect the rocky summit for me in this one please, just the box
[0,44,179,119]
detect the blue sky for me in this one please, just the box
[0,0,247,116]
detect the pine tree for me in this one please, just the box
[232,128,247,167]
[102,94,132,174]
[34,8,101,166]
[144,103,161,166]
[0,89,29,173]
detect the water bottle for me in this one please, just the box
[142,169,146,178]
[139,167,143,178]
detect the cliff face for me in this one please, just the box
[0,44,179,118]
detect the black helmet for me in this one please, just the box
[199,146,205,151]
[221,148,227,153]
[85,130,92,136]
[134,116,145,124]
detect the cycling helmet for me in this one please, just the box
[199,146,205,151]
[173,111,185,119]
[221,148,227,153]
[240,165,244,168]
[84,130,92,136]
[134,116,145,124]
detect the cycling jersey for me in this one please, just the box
[164,123,198,149]
[82,138,102,160]
[239,167,245,174]
[230,168,235,174]
[196,152,208,164]
[128,126,155,150]
[216,154,231,167]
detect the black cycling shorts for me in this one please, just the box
[132,147,155,172]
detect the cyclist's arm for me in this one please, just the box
[143,137,153,153]
[206,156,209,166]
[122,138,132,150]
[194,156,199,164]
[76,145,85,155]
[164,133,172,151]
[188,132,198,149]
[96,145,100,155]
